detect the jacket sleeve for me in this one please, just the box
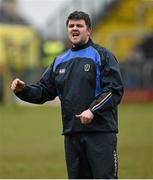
[89,49,124,113]
[15,63,57,104]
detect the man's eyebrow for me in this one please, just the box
[69,23,84,25]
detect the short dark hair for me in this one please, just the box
[66,11,91,29]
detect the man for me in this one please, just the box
[11,11,124,179]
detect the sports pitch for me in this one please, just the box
[0,103,153,178]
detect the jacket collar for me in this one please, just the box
[71,38,93,51]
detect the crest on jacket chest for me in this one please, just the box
[84,64,91,72]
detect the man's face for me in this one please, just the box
[67,19,91,46]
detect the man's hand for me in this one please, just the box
[75,109,94,125]
[11,78,25,93]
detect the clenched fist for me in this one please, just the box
[11,78,25,93]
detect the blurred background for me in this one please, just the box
[0,0,153,178]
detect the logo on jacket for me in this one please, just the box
[84,64,90,72]
[59,68,66,74]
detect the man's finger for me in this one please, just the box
[75,114,81,117]
[80,117,88,124]
[16,79,25,85]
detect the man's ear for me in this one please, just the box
[87,28,92,36]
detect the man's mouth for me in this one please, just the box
[72,32,80,37]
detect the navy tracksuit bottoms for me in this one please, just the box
[64,133,118,179]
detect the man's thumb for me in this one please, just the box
[75,114,82,118]
[16,79,25,85]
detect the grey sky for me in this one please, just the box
[17,0,69,28]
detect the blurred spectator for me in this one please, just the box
[121,34,153,89]
[139,34,153,60]
[42,39,65,68]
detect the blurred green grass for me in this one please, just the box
[0,103,153,178]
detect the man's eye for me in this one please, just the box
[69,25,74,28]
[77,25,83,28]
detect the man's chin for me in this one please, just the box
[72,41,80,46]
[71,40,82,47]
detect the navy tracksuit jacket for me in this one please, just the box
[15,39,124,178]
[15,39,124,135]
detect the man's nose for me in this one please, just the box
[72,25,78,30]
